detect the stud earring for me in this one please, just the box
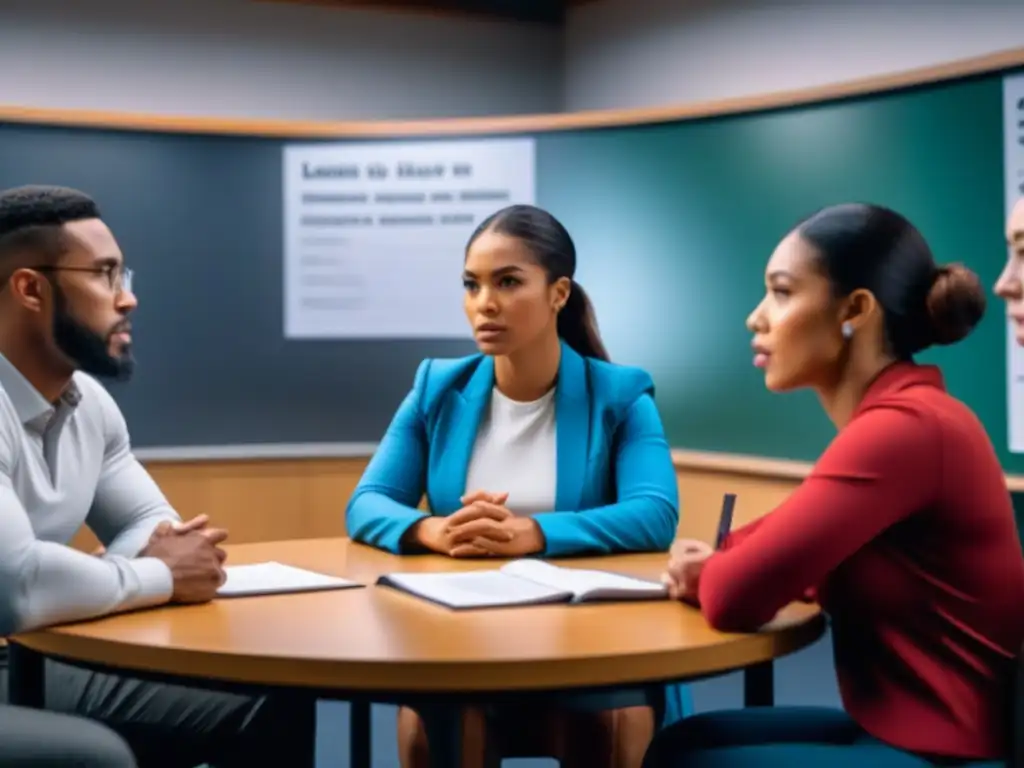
[841,321,853,339]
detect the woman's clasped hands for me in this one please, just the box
[415,489,545,558]
[661,538,714,603]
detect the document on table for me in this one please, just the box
[217,561,363,598]
[376,559,667,609]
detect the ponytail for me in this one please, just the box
[557,279,610,361]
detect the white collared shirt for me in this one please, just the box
[0,354,177,635]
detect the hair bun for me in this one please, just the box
[926,263,986,346]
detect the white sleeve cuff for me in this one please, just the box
[122,556,174,611]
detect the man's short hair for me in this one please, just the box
[0,185,102,267]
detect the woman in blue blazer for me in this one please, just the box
[346,204,692,768]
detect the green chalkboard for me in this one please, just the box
[538,73,1014,469]
[0,70,1016,469]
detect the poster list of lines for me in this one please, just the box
[283,138,537,339]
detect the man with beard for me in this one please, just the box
[0,185,316,767]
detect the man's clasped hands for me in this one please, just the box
[411,490,546,558]
[93,514,230,604]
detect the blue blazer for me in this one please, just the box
[346,341,679,556]
[346,342,694,727]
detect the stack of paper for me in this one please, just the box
[217,561,362,598]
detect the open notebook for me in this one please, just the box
[376,558,667,609]
[217,561,362,598]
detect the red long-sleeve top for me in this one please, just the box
[699,362,1024,760]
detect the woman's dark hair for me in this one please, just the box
[467,204,610,361]
[797,203,986,359]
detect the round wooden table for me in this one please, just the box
[9,537,826,767]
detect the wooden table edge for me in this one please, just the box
[11,610,827,693]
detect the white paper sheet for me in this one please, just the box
[217,561,361,598]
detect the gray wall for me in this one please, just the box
[0,0,562,120]
[5,0,1023,121]
[564,0,1024,112]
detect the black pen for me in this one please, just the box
[715,493,737,550]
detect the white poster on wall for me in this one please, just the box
[1003,72,1024,452]
[283,137,536,339]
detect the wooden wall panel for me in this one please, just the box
[674,469,797,542]
[69,454,802,552]
[69,449,1024,554]
[70,457,366,552]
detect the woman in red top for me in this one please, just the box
[644,203,1024,767]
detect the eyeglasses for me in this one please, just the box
[31,264,134,294]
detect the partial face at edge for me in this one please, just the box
[996,198,1024,345]
[462,229,569,357]
[745,231,848,392]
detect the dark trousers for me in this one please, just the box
[0,652,316,768]
[641,707,1005,768]
[0,701,137,767]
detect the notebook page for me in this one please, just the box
[500,559,666,599]
[379,570,571,609]
[217,561,361,597]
